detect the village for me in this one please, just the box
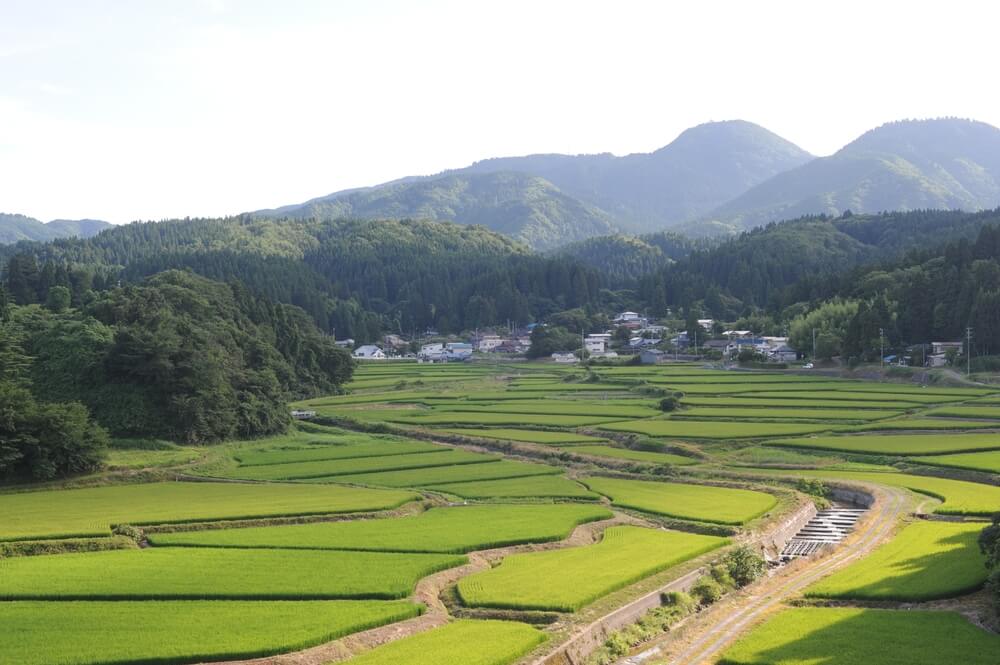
[338,310,968,368]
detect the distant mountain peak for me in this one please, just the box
[0,213,111,245]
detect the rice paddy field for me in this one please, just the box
[341,619,547,665]
[583,476,778,525]
[718,608,1000,665]
[0,600,422,665]
[6,359,999,665]
[0,481,418,541]
[804,520,988,601]
[457,526,727,611]
[148,504,612,553]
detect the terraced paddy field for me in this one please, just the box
[440,428,608,445]
[217,449,497,481]
[390,412,627,427]
[671,407,898,421]
[0,600,422,665]
[748,389,973,403]
[341,619,547,665]
[569,445,698,465]
[0,482,417,542]
[233,438,443,466]
[924,405,1000,419]
[425,475,599,500]
[765,433,1000,456]
[746,468,1000,516]
[148,504,612,552]
[457,526,727,612]
[853,417,998,431]
[582,477,777,525]
[718,607,1000,665]
[680,396,913,410]
[915,450,1000,473]
[599,419,841,439]
[0,547,465,600]
[336,459,563,487]
[804,521,987,601]
[436,401,662,418]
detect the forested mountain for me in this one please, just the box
[636,208,1000,318]
[254,121,812,246]
[706,119,1000,230]
[0,213,111,244]
[452,121,813,232]
[556,231,709,282]
[0,216,603,339]
[254,172,618,250]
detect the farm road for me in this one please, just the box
[616,484,909,665]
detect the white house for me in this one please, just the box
[446,342,473,360]
[353,345,386,359]
[420,342,444,355]
[697,318,715,331]
[931,341,963,355]
[585,333,612,354]
[614,311,641,323]
[477,335,505,352]
[552,352,578,363]
[334,338,355,348]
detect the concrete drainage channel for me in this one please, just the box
[780,505,867,560]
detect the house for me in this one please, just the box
[614,311,641,324]
[928,353,949,367]
[353,345,386,360]
[769,344,798,362]
[931,341,963,355]
[697,318,715,331]
[552,352,578,363]
[585,333,612,354]
[420,342,444,356]
[446,342,473,360]
[382,334,407,350]
[477,335,505,352]
[640,349,665,364]
[290,409,316,419]
[334,338,355,348]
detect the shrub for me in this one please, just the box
[692,575,723,605]
[726,545,767,587]
[659,397,680,412]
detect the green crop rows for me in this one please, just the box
[0,482,417,542]
[0,600,421,665]
[718,608,1000,665]
[457,526,726,612]
[148,504,612,553]
[583,476,777,525]
[766,433,1000,456]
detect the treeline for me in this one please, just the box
[0,270,354,480]
[556,231,709,282]
[1,216,604,338]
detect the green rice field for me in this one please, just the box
[0,482,417,542]
[148,504,611,553]
[234,439,443,466]
[915,450,1000,473]
[425,475,599,499]
[0,547,464,600]
[440,428,608,445]
[0,600,422,665]
[672,407,897,421]
[217,449,497,481]
[438,402,661,418]
[805,521,987,601]
[457,526,726,611]
[392,412,626,426]
[341,619,546,665]
[583,477,777,525]
[766,433,1000,456]
[718,608,1000,665]
[599,419,840,439]
[924,405,1000,419]
[337,459,563,487]
[680,396,912,410]
[569,445,698,465]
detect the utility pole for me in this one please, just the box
[879,328,884,370]
[812,328,816,361]
[967,327,973,376]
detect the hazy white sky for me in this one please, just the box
[2,0,999,223]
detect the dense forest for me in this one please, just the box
[0,270,354,479]
[0,217,604,339]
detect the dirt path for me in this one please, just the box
[616,484,909,665]
[215,512,647,665]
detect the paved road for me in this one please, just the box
[619,484,908,665]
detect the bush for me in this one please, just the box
[691,575,723,605]
[725,545,767,587]
[796,478,830,499]
[710,564,735,589]
[659,397,680,412]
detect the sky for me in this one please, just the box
[2,0,999,223]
